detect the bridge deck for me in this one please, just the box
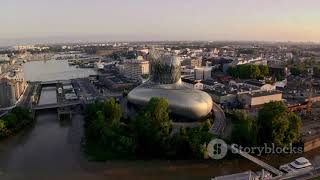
[230,145,283,176]
[33,101,81,110]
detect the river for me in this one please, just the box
[22,60,96,82]
[0,111,319,180]
[0,60,319,179]
[38,87,57,105]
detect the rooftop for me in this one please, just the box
[246,90,282,98]
[244,80,266,87]
[205,83,260,96]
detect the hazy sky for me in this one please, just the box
[1,0,320,43]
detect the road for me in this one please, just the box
[18,83,36,108]
[169,102,227,136]
[210,102,227,136]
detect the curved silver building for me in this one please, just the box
[128,51,213,120]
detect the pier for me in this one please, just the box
[230,145,283,176]
[32,80,82,120]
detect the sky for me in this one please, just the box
[0,0,320,44]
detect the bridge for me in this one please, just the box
[32,101,82,110]
[40,80,72,87]
[230,145,283,176]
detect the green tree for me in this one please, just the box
[230,110,257,146]
[187,122,214,159]
[314,65,320,77]
[238,49,256,55]
[167,127,192,158]
[168,120,214,159]
[83,98,217,160]
[103,98,122,123]
[0,120,9,138]
[2,113,18,129]
[11,107,32,125]
[238,64,250,79]
[290,64,307,76]
[228,64,268,80]
[257,101,301,147]
[83,99,136,158]
[259,65,269,77]
[132,97,172,158]
[227,66,239,78]
[248,64,261,79]
[0,107,33,139]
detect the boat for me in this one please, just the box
[212,170,273,180]
[279,157,314,175]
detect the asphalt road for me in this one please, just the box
[210,102,227,136]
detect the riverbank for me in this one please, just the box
[0,107,34,140]
[1,110,320,180]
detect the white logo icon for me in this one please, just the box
[207,138,228,160]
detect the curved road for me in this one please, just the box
[210,102,227,136]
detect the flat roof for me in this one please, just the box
[247,90,282,97]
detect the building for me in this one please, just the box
[204,83,244,105]
[63,84,78,100]
[181,58,202,68]
[0,68,27,108]
[201,79,219,90]
[244,80,276,91]
[230,57,267,66]
[182,78,203,90]
[119,57,149,81]
[100,75,134,91]
[194,67,212,80]
[0,54,10,62]
[269,65,288,80]
[204,81,282,108]
[0,79,16,108]
[238,90,283,108]
[0,62,9,74]
[128,51,214,120]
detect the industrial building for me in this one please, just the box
[0,68,27,108]
[118,56,149,81]
[204,81,282,108]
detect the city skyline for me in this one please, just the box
[1,0,320,45]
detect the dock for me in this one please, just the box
[230,145,283,176]
[32,80,82,120]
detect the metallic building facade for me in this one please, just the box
[128,51,213,120]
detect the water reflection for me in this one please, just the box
[22,60,96,82]
[38,87,57,105]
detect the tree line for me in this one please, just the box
[227,64,269,80]
[0,107,33,139]
[229,101,301,149]
[83,98,214,160]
